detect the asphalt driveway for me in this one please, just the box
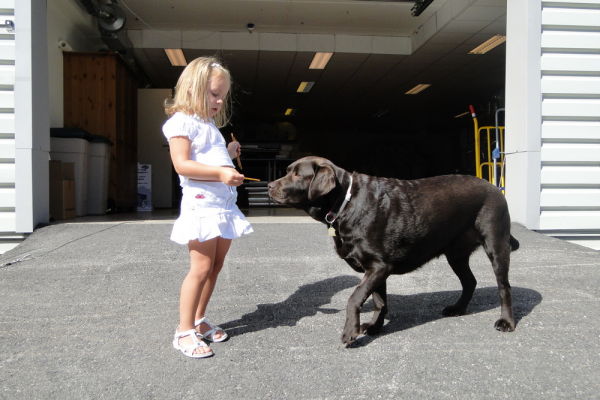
[0,215,598,399]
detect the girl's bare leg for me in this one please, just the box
[177,237,219,355]
[195,237,231,340]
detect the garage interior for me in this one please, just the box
[70,0,508,210]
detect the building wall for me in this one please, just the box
[0,0,102,253]
[506,0,600,250]
[505,0,542,231]
[14,0,49,236]
[0,0,19,253]
[539,0,600,249]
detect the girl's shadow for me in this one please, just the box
[220,275,360,336]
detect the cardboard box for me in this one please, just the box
[49,160,62,219]
[49,160,76,220]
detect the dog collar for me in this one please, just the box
[325,175,353,225]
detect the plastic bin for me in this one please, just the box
[50,128,112,216]
[50,135,89,217]
[87,135,112,215]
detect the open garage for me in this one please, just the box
[85,0,509,208]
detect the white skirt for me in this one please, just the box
[170,185,253,244]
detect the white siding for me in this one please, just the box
[541,165,600,185]
[540,0,600,249]
[0,113,14,134]
[0,187,15,207]
[0,163,14,183]
[541,143,600,163]
[542,7,600,28]
[541,54,600,73]
[0,64,15,85]
[0,138,15,158]
[0,1,18,252]
[541,188,600,207]
[542,121,600,140]
[541,31,600,50]
[0,212,15,231]
[542,99,600,118]
[541,76,600,96]
[0,90,14,109]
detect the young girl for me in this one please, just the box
[163,57,253,358]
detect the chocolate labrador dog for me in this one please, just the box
[268,156,518,346]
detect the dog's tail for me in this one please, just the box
[509,235,520,252]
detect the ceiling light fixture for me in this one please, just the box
[309,52,333,69]
[405,83,431,95]
[468,35,506,55]
[297,81,315,93]
[284,108,295,116]
[165,49,187,66]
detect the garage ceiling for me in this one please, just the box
[116,0,507,129]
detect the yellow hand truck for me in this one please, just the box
[469,105,505,192]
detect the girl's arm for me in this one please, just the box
[168,136,244,186]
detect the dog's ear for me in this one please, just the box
[308,164,336,200]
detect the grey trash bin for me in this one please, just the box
[87,135,112,215]
[50,128,112,216]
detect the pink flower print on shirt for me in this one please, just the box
[195,194,205,199]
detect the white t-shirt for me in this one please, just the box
[162,112,234,189]
[162,112,251,238]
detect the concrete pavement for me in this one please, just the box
[0,211,598,399]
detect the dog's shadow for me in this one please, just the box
[221,276,542,343]
[352,285,543,346]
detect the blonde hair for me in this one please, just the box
[164,56,232,127]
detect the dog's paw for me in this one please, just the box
[341,329,359,346]
[360,322,382,335]
[341,333,355,346]
[494,318,516,332]
[442,305,467,317]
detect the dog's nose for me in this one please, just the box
[267,181,275,189]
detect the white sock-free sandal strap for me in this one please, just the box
[172,328,213,359]
[174,328,198,339]
[194,317,229,342]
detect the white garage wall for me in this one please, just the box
[538,0,600,249]
[0,0,103,253]
[505,0,542,231]
[506,0,600,250]
[0,0,19,253]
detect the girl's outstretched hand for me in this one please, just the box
[220,167,244,186]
